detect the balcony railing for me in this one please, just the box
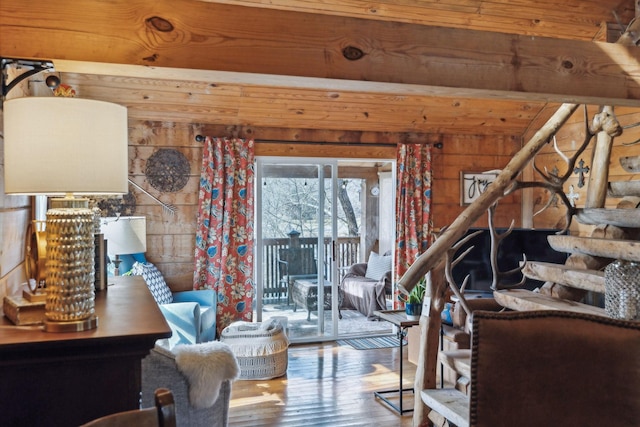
[261,236,360,300]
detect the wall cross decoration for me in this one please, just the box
[573,159,590,188]
[566,184,580,207]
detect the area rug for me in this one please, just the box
[267,307,393,340]
[337,335,407,350]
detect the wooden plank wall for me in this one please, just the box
[126,121,200,278]
[124,121,522,278]
[531,105,640,235]
[432,133,523,230]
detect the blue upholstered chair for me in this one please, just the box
[129,263,217,346]
[160,288,217,346]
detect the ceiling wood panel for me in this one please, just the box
[1,0,638,137]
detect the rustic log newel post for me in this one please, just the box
[585,106,623,208]
[413,262,447,427]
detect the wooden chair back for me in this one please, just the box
[469,310,640,427]
[278,247,317,277]
[81,388,176,427]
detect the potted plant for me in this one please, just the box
[400,278,425,320]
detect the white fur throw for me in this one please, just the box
[173,341,240,409]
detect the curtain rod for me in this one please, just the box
[194,135,442,149]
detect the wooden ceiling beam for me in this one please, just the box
[2,1,640,107]
[203,0,634,41]
[57,66,540,134]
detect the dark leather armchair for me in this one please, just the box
[469,310,640,427]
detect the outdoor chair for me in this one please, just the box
[340,251,392,319]
[277,246,318,303]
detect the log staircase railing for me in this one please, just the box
[412,17,640,427]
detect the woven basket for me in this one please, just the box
[221,319,289,380]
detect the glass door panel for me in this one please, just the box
[255,158,338,342]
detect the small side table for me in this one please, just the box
[373,309,420,414]
[292,279,343,320]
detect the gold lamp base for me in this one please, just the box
[44,197,97,332]
[44,315,98,332]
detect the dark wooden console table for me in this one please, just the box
[0,276,171,427]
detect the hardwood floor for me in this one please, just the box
[229,341,417,426]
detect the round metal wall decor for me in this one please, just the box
[145,148,190,193]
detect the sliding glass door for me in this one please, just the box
[255,158,339,342]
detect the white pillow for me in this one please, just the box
[130,261,173,305]
[365,251,392,281]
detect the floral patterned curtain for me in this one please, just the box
[194,137,255,334]
[395,143,432,308]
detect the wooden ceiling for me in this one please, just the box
[1,0,639,138]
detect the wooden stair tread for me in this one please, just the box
[609,180,640,197]
[547,235,640,262]
[439,350,471,379]
[522,261,604,293]
[574,208,640,228]
[493,289,606,316]
[421,388,469,427]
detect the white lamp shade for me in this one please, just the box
[101,216,147,255]
[3,97,128,195]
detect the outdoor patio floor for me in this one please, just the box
[259,299,394,342]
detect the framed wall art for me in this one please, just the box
[460,171,499,206]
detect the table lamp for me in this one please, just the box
[3,97,128,332]
[100,216,147,276]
